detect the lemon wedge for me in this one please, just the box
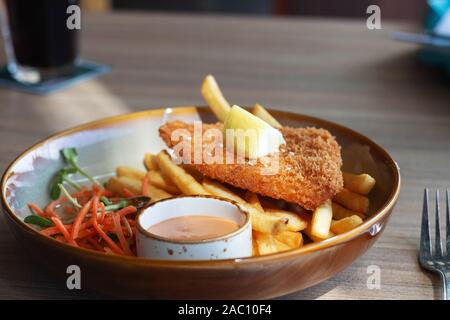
[223,105,285,159]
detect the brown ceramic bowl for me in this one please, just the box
[1,106,400,299]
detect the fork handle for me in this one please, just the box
[440,272,450,300]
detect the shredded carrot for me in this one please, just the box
[78,196,89,206]
[92,183,102,195]
[122,215,133,237]
[122,188,135,198]
[63,206,75,215]
[118,206,137,217]
[103,247,115,255]
[76,196,100,240]
[70,188,91,199]
[112,212,133,256]
[78,229,97,239]
[102,189,113,197]
[70,200,92,240]
[41,226,62,236]
[50,217,74,245]
[28,181,140,256]
[78,220,93,231]
[91,195,99,221]
[28,203,46,217]
[99,202,106,224]
[86,237,104,252]
[55,235,65,242]
[78,240,95,250]
[45,201,59,218]
[92,216,124,255]
[142,174,149,197]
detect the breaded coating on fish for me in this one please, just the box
[159,121,343,210]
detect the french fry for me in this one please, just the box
[274,238,291,252]
[275,231,303,249]
[201,75,231,122]
[106,176,141,195]
[244,191,264,212]
[117,166,177,201]
[147,170,181,194]
[334,188,369,213]
[202,178,245,204]
[254,231,290,255]
[332,201,365,220]
[310,199,333,239]
[303,224,335,242]
[143,153,159,171]
[302,210,335,242]
[156,151,210,195]
[252,103,282,129]
[107,175,172,202]
[343,172,376,195]
[254,232,277,255]
[202,178,288,234]
[252,232,259,256]
[331,215,363,234]
[145,184,173,202]
[265,208,308,232]
[116,166,146,181]
[245,204,288,234]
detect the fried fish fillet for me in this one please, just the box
[159,121,343,210]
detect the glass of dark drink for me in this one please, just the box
[0,0,80,84]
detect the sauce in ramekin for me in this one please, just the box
[147,215,240,241]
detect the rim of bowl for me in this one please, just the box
[136,194,251,244]
[0,106,401,268]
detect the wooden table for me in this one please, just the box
[0,12,449,300]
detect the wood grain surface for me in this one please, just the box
[0,12,449,300]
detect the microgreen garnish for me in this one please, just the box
[24,215,54,227]
[61,148,100,186]
[49,167,79,200]
[100,197,150,213]
[49,147,100,200]
[58,184,82,209]
[103,199,129,212]
[100,196,112,206]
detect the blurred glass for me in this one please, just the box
[0,0,80,84]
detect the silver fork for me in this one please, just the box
[419,189,450,300]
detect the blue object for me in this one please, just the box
[0,60,111,95]
[425,0,450,31]
[421,0,450,74]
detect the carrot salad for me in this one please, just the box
[24,147,146,256]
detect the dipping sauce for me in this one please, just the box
[147,215,241,241]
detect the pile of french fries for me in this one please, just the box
[106,75,377,256]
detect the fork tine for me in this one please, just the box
[446,189,450,256]
[435,190,443,257]
[420,188,432,259]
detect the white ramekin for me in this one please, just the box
[136,195,252,260]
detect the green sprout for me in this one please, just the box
[49,147,100,200]
[24,215,54,228]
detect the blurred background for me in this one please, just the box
[83,0,427,21]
